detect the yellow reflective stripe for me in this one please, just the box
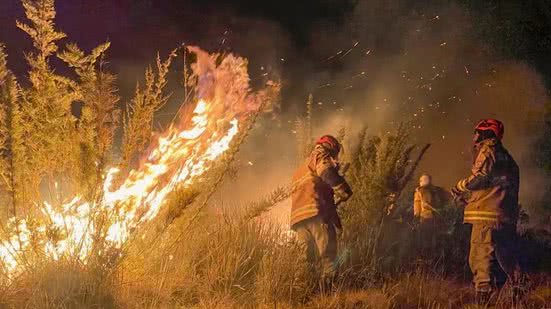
[465,210,497,215]
[464,210,499,222]
[464,216,498,222]
[292,203,317,212]
[457,179,468,191]
[464,211,498,217]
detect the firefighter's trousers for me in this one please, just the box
[294,215,337,278]
[469,223,520,292]
[416,218,440,259]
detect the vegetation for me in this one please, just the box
[0,1,550,309]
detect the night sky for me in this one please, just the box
[1,1,550,108]
[1,0,354,102]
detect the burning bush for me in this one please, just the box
[0,0,279,303]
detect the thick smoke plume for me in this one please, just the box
[222,2,550,224]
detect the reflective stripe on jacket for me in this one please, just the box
[291,145,347,229]
[456,138,519,225]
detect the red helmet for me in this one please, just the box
[474,119,504,140]
[316,135,341,154]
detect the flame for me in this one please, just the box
[102,99,239,243]
[0,46,276,277]
[0,99,240,276]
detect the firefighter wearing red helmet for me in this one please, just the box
[291,135,352,282]
[451,119,521,305]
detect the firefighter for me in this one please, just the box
[413,173,447,258]
[451,119,521,305]
[414,173,446,222]
[291,135,353,282]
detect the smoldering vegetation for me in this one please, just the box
[0,0,551,308]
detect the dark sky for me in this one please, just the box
[0,0,360,115]
[1,0,550,108]
[0,0,353,75]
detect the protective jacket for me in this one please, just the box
[455,138,519,225]
[291,145,352,229]
[413,185,446,220]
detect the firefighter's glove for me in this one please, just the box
[333,182,352,206]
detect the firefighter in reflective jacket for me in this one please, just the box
[291,135,352,279]
[451,119,521,305]
[414,173,446,221]
[413,173,447,257]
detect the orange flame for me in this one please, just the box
[0,47,274,276]
[0,99,239,275]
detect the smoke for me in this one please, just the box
[332,3,550,213]
[220,2,550,222]
[5,0,547,220]
[60,0,544,223]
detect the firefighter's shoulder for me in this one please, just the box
[472,144,497,173]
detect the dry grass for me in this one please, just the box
[2,2,551,309]
[107,205,314,309]
[3,261,115,308]
[307,289,391,309]
[384,272,470,308]
[2,214,548,309]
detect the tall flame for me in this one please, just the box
[0,47,274,277]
